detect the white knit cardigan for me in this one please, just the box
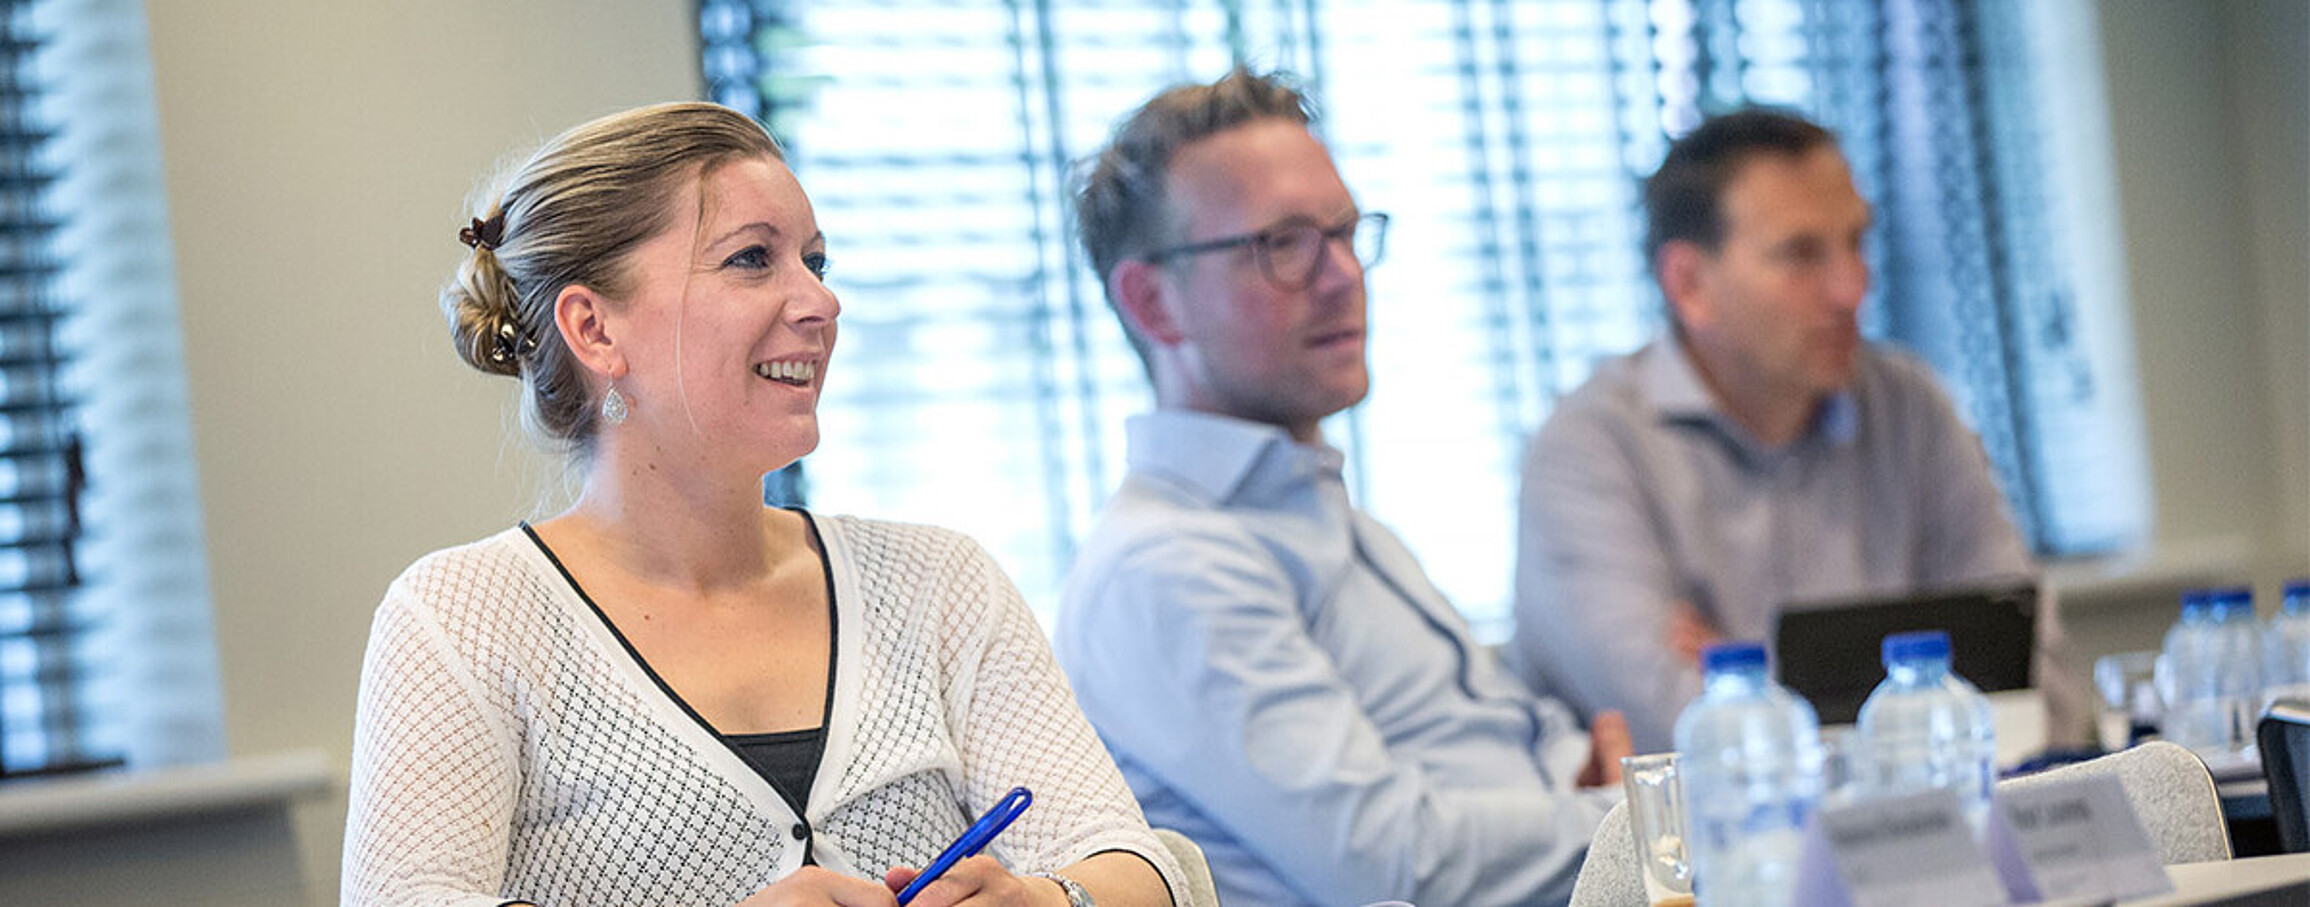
[342,515,1183,907]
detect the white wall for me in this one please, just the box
[129,0,2303,902]
[2063,0,2310,661]
[142,1,698,898]
[2228,0,2310,572]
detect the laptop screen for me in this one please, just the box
[1770,582,2038,725]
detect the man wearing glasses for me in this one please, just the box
[1053,68,1628,907]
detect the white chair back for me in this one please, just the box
[1153,827,1222,907]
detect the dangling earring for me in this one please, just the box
[601,382,629,425]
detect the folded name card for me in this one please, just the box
[1792,788,2010,907]
[1984,774,2173,903]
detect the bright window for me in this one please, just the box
[0,0,221,777]
[702,0,2144,638]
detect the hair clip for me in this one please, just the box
[459,211,507,251]
[486,320,536,365]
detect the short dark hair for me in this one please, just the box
[1073,68,1317,371]
[1642,108,1838,267]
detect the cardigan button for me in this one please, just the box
[790,822,808,840]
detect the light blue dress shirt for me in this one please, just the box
[1509,336,2082,752]
[1056,410,1617,907]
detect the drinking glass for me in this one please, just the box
[1620,752,1693,906]
[1819,725,1862,805]
[2095,650,2162,751]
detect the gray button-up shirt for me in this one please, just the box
[1056,410,1615,907]
[1510,336,2080,752]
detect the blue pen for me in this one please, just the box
[895,786,1033,905]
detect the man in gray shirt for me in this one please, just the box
[1509,109,2084,753]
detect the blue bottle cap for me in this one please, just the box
[2214,585,2255,618]
[2284,579,2310,613]
[2180,588,2214,617]
[1701,641,1768,674]
[1883,629,1952,665]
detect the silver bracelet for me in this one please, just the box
[1027,871,1095,907]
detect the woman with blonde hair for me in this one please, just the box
[342,101,1180,907]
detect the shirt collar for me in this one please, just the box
[1641,332,1721,421]
[1125,409,1344,505]
[1640,332,1859,451]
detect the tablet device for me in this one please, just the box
[1771,581,2038,725]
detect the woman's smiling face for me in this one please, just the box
[606,154,841,477]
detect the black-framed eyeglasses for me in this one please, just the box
[1144,211,1389,290]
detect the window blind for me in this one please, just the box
[703,0,2144,637]
[0,0,95,777]
[0,0,221,777]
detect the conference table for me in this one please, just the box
[2104,851,2310,905]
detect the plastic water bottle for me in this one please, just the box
[1854,630,1997,833]
[2208,586,2263,758]
[2157,588,2232,758]
[1675,641,1822,907]
[2265,580,2310,712]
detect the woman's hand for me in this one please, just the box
[736,865,906,906]
[882,855,1064,907]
